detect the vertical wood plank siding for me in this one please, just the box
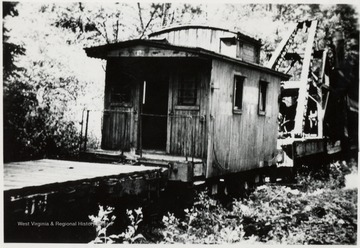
[102,58,209,159]
[168,62,210,158]
[207,59,282,177]
[102,109,132,150]
[153,29,232,55]
[101,60,139,151]
[150,27,260,63]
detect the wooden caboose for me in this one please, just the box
[85,25,289,183]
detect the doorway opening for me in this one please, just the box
[141,79,168,151]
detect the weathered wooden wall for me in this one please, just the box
[206,59,282,178]
[101,44,282,174]
[149,27,260,63]
[168,62,210,158]
[102,57,210,159]
[102,109,131,150]
[151,28,234,53]
[241,43,258,63]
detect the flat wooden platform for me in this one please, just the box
[277,137,326,158]
[84,148,203,164]
[4,159,162,192]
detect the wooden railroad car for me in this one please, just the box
[84,25,290,183]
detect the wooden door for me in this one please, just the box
[168,67,209,158]
[101,68,135,151]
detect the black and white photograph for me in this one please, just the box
[2,1,359,245]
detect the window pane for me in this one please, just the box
[111,81,131,103]
[234,76,244,110]
[259,81,267,112]
[178,75,197,105]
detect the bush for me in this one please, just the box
[159,163,357,245]
[3,66,81,162]
[89,206,146,244]
[297,160,356,191]
[243,185,357,244]
[162,192,246,244]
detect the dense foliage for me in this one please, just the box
[3,66,81,161]
[2,2,25,80]
[159,164,357,244]
[87,161,357,244]
[3,2,101,161]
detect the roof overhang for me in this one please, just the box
[84,39,290,80]
[85,39,202,59]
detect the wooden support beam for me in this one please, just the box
[293,20,318,136]
[312,49,329,138]
[319,49,328,86]
[317,102,324,137]
[84,110,90,151]
[266,22,298,69]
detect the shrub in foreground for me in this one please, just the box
[88,161,357,244]
[160,163,357,244]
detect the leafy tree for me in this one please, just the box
[203,4,358,63]
[137,3,203,37]
[3,1,25,162]
[48,2,204,44]
[3,2,25,80]
[50,2,139,45]
[3,68,80,161]
[3,2,98,161]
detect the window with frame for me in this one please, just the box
[258,81,268,114]
[111,80,131,104]
[233,75,245,113]
[178,73,197,106]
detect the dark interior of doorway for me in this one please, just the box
[142,79,168,150]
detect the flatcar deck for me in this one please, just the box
[4,159,163,192]
[4,159,168,242]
